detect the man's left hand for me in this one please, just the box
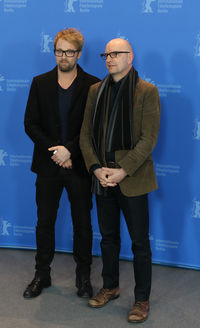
[102,167,127,186]
[62,159,72,169]
[48,145,71,166]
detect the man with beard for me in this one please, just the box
[23,28,99,299]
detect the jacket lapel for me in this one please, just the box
[48,67,60,122]
[69,65,86,112]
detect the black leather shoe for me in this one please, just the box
[23,277,51,299]
[76,277,93,298]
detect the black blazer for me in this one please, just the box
[24,65,100,176]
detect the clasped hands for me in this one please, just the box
[94,167,127,188]
[48,146,72,169]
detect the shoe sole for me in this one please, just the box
[78,295,92,298]
[88,294,120,308]
[128,317,148,324]
[77,292,93,298]
[128,312,149,324]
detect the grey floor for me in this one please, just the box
[0,248,200,328]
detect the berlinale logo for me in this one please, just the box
[143,75,155,85]
[149,234,154,241]
[64,0,78,13]
[116,32,128,40]
[0,74,5,92]
[142,0,156,13]
[193,119,200,140]
[0,219,12,236]
[192,199,200,219]
[40,32,53,53]
[194,33,200,57]
[0,149,8,166]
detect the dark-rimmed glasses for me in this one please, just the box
[100,51,130,60]
[54,49,80,57]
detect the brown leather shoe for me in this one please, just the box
[128,301,149,323]
[88,287,120,308]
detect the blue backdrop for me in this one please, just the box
[0,0,200,269]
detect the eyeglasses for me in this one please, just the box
[54,49,80,57]
[100,51,130,60]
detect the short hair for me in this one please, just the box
[54,28,84,51]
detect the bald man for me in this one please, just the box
[80,38,160,323]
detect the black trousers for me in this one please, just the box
[96,186,152,302]
[35,170,92,280]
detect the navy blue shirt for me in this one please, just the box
[58,78,77,144]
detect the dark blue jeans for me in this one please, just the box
[35,171,92,280]
[96,186,152,302]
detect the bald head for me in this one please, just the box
[105,38,133,54]
[104,38,134,82]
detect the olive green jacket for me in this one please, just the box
[80,77,161,197]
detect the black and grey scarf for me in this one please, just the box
[91,66,138,165]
